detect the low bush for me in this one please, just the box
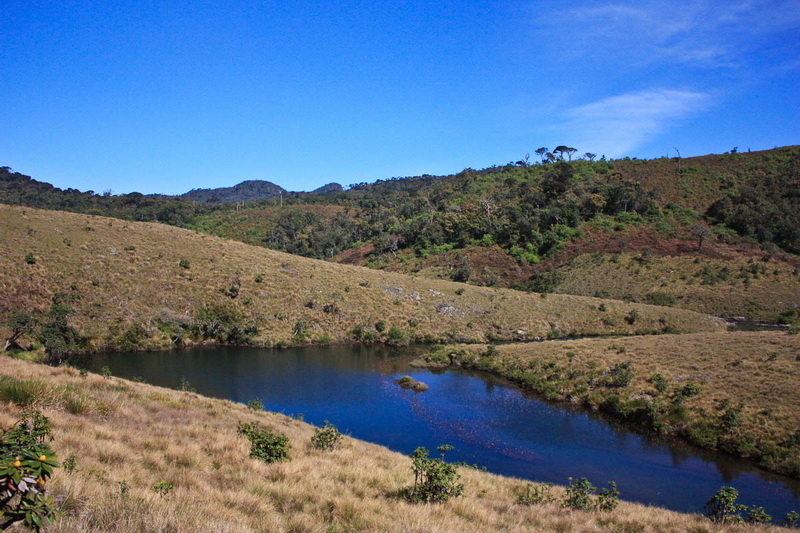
[563,477,595,511]
[310,421,342,451]
[246,399,264,411]
[238,422,290,463]
[386,326,408,346]
[516,482,555,505]
[704,486,745,524]
[404,445,463,504]
[644,291,676,307]
[561,477,620,512]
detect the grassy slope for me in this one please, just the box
[0,357,787,532]
[545,223,800,320]
[422,332,800,477]
[0,205,724,352]
[554,250,800,320]
[334,226,800,322]
[611,146,800,211]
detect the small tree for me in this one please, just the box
[405,445,463,503]
[704,486,746,523]
[563,477,595,511]
[238,422,290,463]
[3,311,39,352]
[38,297,82,365]
[596,481,620,512]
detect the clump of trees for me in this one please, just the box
[709,159,800,254]
[3,295,84,364]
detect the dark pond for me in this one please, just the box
[77,345,800,519]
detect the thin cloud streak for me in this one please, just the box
[557,89,710,157]
[533,0,800,69]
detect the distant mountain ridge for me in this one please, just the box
[179,180,286,204]
[179,180,344,204]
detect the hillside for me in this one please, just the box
[2,357,783,532]
[348,224,800,322]
[3,146,798,324]
[180,180,287,204]
[417,331,800,478]
[0,205,724,357]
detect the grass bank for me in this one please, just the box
[0,205,724,355]
[413,331,800,479]
[1,356,792,532]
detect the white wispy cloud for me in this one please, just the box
[532,0,800,68]
[556,89,711,157]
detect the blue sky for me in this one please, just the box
[2,0,798,195]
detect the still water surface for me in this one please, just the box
[79,345,800,518]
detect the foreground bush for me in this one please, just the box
[404,445,463,504]
[562,477,620,512]
[310,421,342,451]
[0,410,59,531]
[237,422,290,463]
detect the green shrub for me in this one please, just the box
[745,506,772,524]
[238,422,290,463]
[179,259,190,269]
[62,455,76,473]
[563,477,595,511]
[118,480,131,499]
[194,301,257,344]
[246,399,264,411]
[648,373,668,394]
[597,481,620,512]
[704,486,746,523]
[644,291,676,307]
[151,480,173,498]
[483,345,499,358]
[404,445,463,504]
[310,421,342,451]
[605,362,634,388]
[386,326,408,346]
[38,297,83,364]
[24,253,36,265]
[784,511,799,528]
[119,323,148,350]
[674,382,701,403]
[516,482,555,505]
[0,410,59,531]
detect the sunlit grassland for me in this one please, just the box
[433,331,800,477]
[0,356,787,532]
[555,251,800,321]
[0,205,724,352]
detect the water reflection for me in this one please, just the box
[75,344,800,517]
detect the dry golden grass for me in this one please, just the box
[1,356,789,532]
[0,205,724,352]
[556,252,800,321]
[441,331,800,476]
